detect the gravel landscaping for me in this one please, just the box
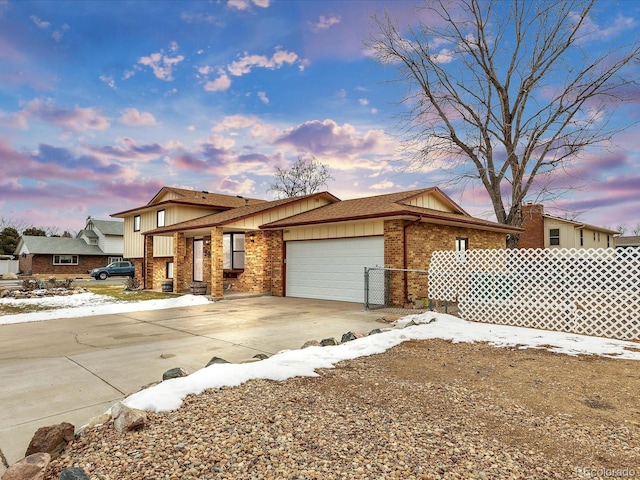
[41,338,640,480]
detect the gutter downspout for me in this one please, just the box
[403,216,423,303]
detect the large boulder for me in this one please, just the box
[24,423,74,459]
[1,453,50,480]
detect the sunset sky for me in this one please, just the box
[1,0,639,234]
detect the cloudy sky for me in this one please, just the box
[1,0,639,233]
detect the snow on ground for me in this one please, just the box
[2,293,639,415]
[0,292,210,325]
[123,312,640,414]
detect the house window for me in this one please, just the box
[580,230,584,247]
[223,233,245,270]
[53,255,78,265]
[593,232,596,241]
[549,228,560,246]
[607,235,610,248]
[455,237,469,251]
[598,232,601,242]
[134,215,141,232]
[109,257,123,263]
[157,209,166,228]
[166,261,174,279]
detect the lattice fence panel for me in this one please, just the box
[429,247,640,341]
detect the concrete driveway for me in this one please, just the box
[0,296,385,469]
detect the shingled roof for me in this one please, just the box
[16,236,105,256]
[145,192,340,235]
[260,188,520,233]
[111,187,266,217]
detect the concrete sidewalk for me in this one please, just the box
[0,296,385,470]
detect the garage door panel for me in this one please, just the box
[286,237,383,303]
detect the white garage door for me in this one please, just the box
[286,237,384,303]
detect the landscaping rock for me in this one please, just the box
[301,340,320,349]
[162,367,188,380]
[206,356,230,367]
[368,328,383,335]
[111,403,147,433]
[1,453,50,480]
[253,353,269,360]
[58,468,90,480]
[320,337,338,346]
[76,414,111,437]
[25,423,74,459]
[340,332,357,343]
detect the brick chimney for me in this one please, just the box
[520,203,544,249]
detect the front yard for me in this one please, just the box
[44,338,640,479]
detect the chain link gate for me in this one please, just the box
[364,267,441,315]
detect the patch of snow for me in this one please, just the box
[124,312,640,413]
[0,292,210,325]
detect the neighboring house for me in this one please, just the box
[519,203,617,250]
[14,217,124,275]
[114,186,519,305]
[615,236,640,249]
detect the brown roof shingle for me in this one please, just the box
[261,188,520,233]
[145,192,340,235]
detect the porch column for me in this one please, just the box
[173,232,186,293]
[144,235,154,290]
[210,227,224,298]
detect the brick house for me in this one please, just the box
[114,186,519,305]
[14,217,124,275]
[520,203,617,250]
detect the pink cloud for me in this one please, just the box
[274,119,389,157]
[16,99,110,132]
[138,49,185,81]
[227,48,299,76]
[119,108,158,126]
[204,70,231,92]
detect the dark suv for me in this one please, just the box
[91,261,135,280]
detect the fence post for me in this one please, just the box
[364,267,369,309]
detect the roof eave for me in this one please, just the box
[261,209,521,233]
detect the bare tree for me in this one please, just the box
[270,156,334,198]
[371,0,639,247]
[616,224,628,235]
[0,217,30,234]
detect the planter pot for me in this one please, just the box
[161,280,173,293]
[190,282,207,295]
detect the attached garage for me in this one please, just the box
[285,236,384,303]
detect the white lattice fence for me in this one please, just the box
[429,248,640,340]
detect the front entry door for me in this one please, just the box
[193,239,204,282]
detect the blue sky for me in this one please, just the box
[1,0,639,233]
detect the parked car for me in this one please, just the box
[91,261,135,280]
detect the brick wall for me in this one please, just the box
[173,232,186,292]
[29,255,111,276]
[151,257,173,289]
[519,204,545,249]
[130,258,144,284]
[384,219,507,306]
[210,228,223,298]
[144,235,154,289]
[232,231,269,294]
[268,231,284,297]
